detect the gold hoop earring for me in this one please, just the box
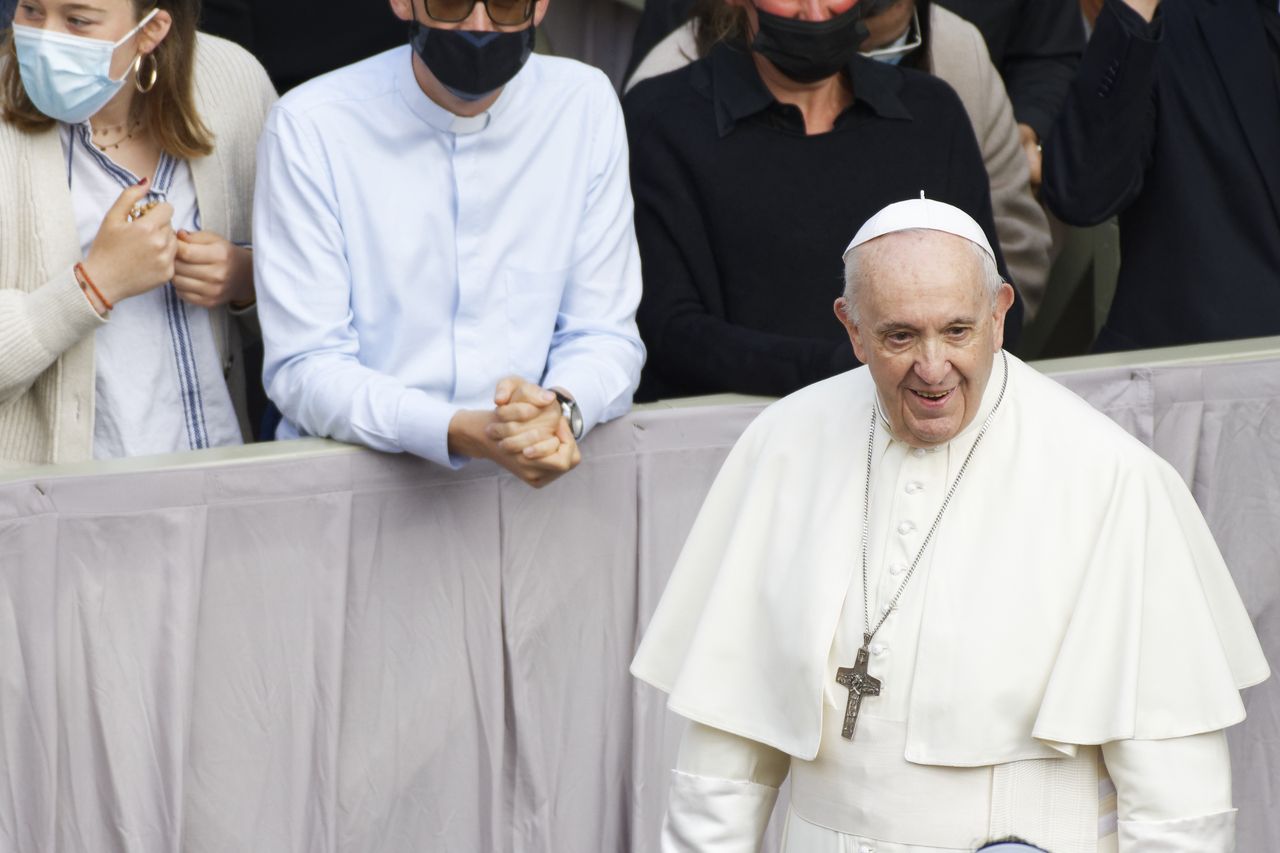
[133,53,158,94]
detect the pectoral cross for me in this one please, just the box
[835,635,881,740]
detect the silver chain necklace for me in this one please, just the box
[836,350,1009,740]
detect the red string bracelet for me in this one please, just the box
[74,263,113,312]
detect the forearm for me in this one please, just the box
[1004,55,1082,143]
[643,310,857,398]
[542,334,644,434]
[1041,0,1162,226]
[264,350,464,468]
[553,83,646,431]
[0,267,105,404]
[1000,0,1086,140]
[1102,730,1235,852]
[663,722,790,853]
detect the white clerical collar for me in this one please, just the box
[395,44,523,136]
[874,349,1007,456]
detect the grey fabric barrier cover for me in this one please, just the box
[0,357,1276,853]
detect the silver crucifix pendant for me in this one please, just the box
[835,634,882,740]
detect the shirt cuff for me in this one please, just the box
[396,390,467,470]
[541,364,623,437]
[1117,809,1236,851]
[662,769,780,852]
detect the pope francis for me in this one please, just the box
[629,198,1270,853]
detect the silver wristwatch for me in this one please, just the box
[554,390,584,440]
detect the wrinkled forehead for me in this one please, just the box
[855,231,989,312]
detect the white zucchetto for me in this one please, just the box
[843,193,996,263]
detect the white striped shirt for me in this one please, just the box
[62,123,242,459]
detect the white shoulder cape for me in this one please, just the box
[631,354,1269,765]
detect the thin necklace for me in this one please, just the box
[91,120,141,152]
[835,350,1009,740]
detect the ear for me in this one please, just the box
[137,9,172,55]
[389,0,416,23]
[834,297,870,365]
[533,0,551,27]
[990,281,1016,352]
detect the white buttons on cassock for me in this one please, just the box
[870,643,886,656]
[880,603,893,615]
[897,521,915,535]
[905,481,924,494]
[890,562,907,576]
[861,845,876,853]
[911,447,926,458]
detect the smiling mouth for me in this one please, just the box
[910,388,954,403]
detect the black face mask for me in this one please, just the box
[409,22,536,101]
[750,5,869,84]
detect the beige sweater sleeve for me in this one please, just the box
[0,266,104,405]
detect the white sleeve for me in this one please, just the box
[662,722,791,853]
[1101,730,1236,852]
[253,106,464,468]
[539,76,644,434]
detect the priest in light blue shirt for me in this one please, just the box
[254,0,645,487]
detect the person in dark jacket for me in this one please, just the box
[1041,0,1280,351]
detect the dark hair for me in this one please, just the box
[691,0,750,57]
[2,0,214,159]
[690,0,932,73]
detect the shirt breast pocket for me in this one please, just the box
[503,266,568,380]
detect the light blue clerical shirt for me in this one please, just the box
[254,47,645,468]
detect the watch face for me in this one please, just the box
[558,395,584,440]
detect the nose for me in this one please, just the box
[798,0,828,19]
[461,3,496,30]
[795,0,857,20]
[913,339,950,386]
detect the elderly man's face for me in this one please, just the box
[835,231,1014,447]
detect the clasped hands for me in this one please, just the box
[79,180,253,314]
[448,377,582,488]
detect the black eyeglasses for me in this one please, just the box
[424,0,536,26]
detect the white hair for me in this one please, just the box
[841,228,1004,324]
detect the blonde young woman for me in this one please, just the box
[0,0,275,464]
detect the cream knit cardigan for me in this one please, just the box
[0,34,277,465]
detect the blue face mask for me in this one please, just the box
[12,9,158,125]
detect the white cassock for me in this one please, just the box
[631,352,1270,853]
